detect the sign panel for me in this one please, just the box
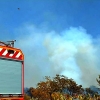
[0,59,22,94]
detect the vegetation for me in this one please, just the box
[24,94,31,100]
[24,74,100,100]
[96,75,100,86]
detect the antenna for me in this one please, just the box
[0,40,16,47]
[7,40,16,47]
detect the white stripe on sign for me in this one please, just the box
[9,53,14,57]
[9,51,16,57]
[2,50,7,55]
[9,54,14,57]
[0,48,3,51]
[16,52,21,58]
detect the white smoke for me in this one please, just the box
[15,24,100,88]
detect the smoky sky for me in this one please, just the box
[15,24,100,88]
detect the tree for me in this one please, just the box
[53,74,69,93]
[85,88,94,95]
[29,74,84,99]
[29,86,51,100]
[96,75,100,86]
[24,87,33,98]
[24,94,31,100]
[66,79,83,95]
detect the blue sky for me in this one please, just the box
[0,0,100,39]
[0,0,100,88]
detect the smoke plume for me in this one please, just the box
[15,24,100,88]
